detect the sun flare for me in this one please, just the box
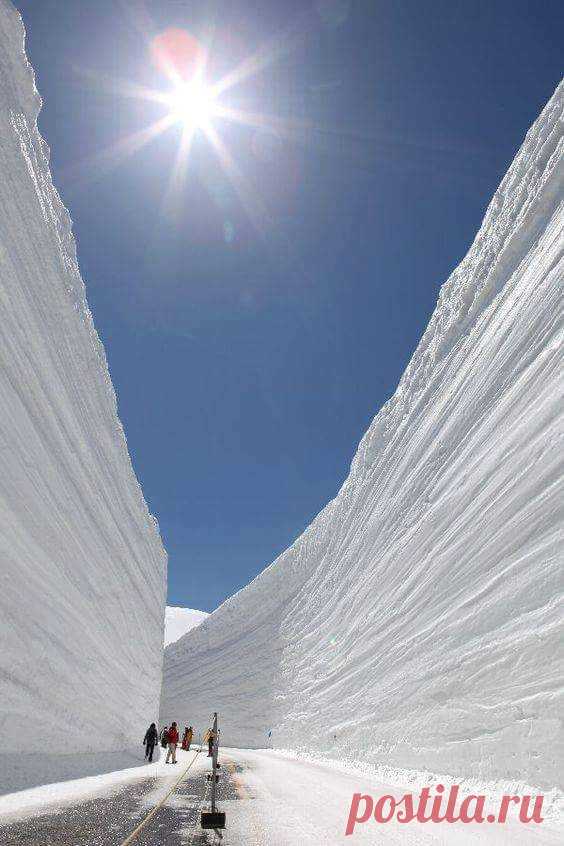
[89,24,305,229]
[167,82,218,129]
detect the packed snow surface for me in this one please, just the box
[164,606,208,646]
[162,81,564,792]
[223,749,562,845]
[0,1,166,794]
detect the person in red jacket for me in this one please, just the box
[166,721,179,764]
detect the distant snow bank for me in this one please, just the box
[0,1,166,794]
[165,606,208,646]
[162,80,564,793]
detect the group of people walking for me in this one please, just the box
[142,722,195,764]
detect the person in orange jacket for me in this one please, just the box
[205,727,214,757]
[182,726,193,751]
[166,722,179,764]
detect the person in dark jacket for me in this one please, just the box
[161,726,169,748]
[143,723,158,762]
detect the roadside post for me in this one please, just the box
[201,712,226,830]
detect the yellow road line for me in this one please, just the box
[224,758,262,845]
[224,759,249,800]
[233,777,249,799]
[119,749,202,846]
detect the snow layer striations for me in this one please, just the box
[0,2,166,794]
[162,81,564,792]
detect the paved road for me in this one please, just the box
[0,757,242,846]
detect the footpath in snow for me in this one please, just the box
[0,747,209,845]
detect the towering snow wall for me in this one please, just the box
[0,2,167,794]
[162,82,564,790]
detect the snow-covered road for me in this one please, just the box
[223,748,563,846]
[1,745,561,845]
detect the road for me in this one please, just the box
[0,749,227,846]
[0,747,561,845]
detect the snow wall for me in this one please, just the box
[162,81,564,791]
[0,2,167,794]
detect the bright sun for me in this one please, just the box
[105,25,280,230]
[167,82,217,129]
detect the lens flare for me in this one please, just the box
[150,28,206,83]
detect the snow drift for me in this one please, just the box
[162,81,564,791]
[0,2,166,794]
[164,606,208,647]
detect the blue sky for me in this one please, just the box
[16,1,562,612]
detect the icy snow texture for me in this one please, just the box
[0,2,166,794]
[162,81,564,791]
[164,606,208,647]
